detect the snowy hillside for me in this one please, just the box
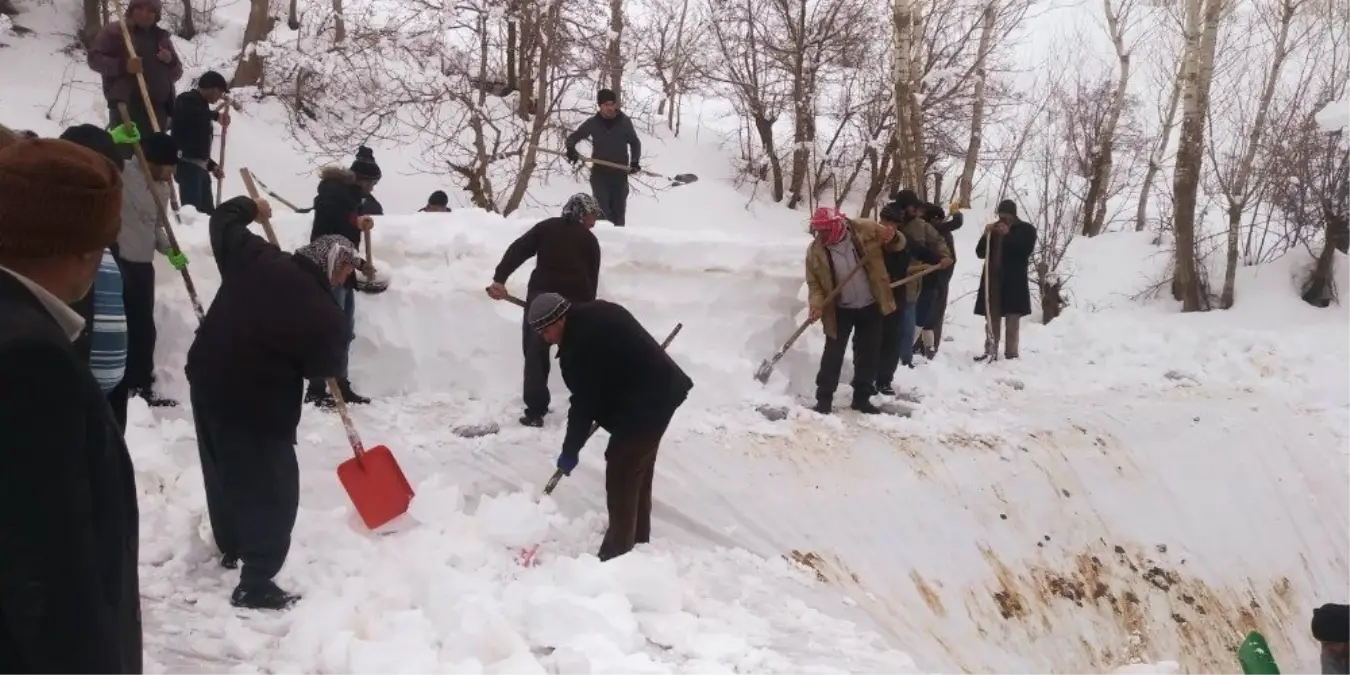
[3,0,1350,672]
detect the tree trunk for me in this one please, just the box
[516,3,535,120]
[231,0,276,88]
[331,0,346,43]
[957,0,996,209]
[1170,0,1221,312]
[1218,0,1295,309]
[287,0,299,30]
[1081,0,1131,237]
[905,3,928,199]
[1136,61,1181,232]
[80,0,102,46]
[503,0,563,214]
[891,0,919,191]
[606,0,624,99]
[178,0,196,39]
[754,113,786,202]
[506,8,517,93]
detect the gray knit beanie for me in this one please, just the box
[527,292,571,331]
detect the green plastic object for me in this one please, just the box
[109,122,141,146]
[1238,631,1280,675]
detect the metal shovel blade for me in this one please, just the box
[670,174,699,186]
[337,444,415,530]
[753,359,774,383]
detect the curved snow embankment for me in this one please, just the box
[136,212,1348,672]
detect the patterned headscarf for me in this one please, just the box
[561,193,602,223]
[296,234,361,280]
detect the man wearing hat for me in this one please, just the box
[172,70,231,214]
[420,190,450,212]
[875,191,951,391]
[564,88,642,227]
[0,138,143,672]
[528,292,692,561]
[974,199,1037,361]
[350,145,384,216]
[1313,603,1349,674]
[115,131,189,408]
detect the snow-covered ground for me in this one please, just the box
[4,1,1350,672]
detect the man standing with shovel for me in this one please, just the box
[529,293,692,561]
[186,195,358,610]
[564,89,642,227]
[87,0,182,146]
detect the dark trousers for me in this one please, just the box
[598,411,676,561]
[112,252,157,391]
[310,285,355,392]
[814,304,882,403]
[191,389,300,584]
[521,311,552,416]
[106,378,129,434]
[590,170,630,227]
[878,298,918,387]
[176,162,215,215]
[928,277,952,347]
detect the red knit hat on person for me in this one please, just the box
[809,206,848,245]
[0,139,123,257]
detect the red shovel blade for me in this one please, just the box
[337,444,415,530]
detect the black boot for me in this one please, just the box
[338,379,370,405]
[519,412,545,427]
[305,383,335,409]
[220,553,239,570]
[230,580,301,611]
[811,398,833,415]
[851,397,881,415]
[133,386,179,408]
[876,383,895,397]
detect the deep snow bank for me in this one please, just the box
[134,205,1350,673]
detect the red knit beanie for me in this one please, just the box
[0,139,123,257]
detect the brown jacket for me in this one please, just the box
[805,218,906,339]
[893,215,953,302]
[87,14,183,115]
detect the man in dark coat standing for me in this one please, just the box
[974,199,1037,360]
[0,139,142,672]
[171,70,230,214]
[87,0,183,138]
[187,196,357,610]
[528,293,692,561]
[305,164,376,407]
[564,89,642,227]
[918,202,963,356]
[487,193,604,427]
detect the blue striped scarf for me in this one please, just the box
[90,249,127,393]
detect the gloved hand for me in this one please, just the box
[166,249,188,271]
[629,161,641,174]
[556,450,579,476]
[565,147,580,164]
[110,122,141,146]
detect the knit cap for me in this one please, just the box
[0,139,123,257]
[1312,603,1349,642]
[350,146,381,180]
[997,199,1018,217]
[597,89,617,105]
[527,292,571,331]
[143,132,178,166]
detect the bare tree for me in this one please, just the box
[956,0,997,208]
[604,0,624,97]
[630,0,705,134]
[1170,0,1224,312]
[231,0,276,88]
[1079,0,1139,236]
[1135,57,1182,232]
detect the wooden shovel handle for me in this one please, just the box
[771,261,866,360]
[326,378,367,462]
[238,168,280,245]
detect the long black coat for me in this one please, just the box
[557,300,693,457]
[493,216,602,303]
[0,271,142,673]
[974,219,1037,317]
[186,196,349,443]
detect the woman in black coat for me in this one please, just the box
[974,200,1037,360]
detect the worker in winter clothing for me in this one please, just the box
[918,201,963,356]
[564,89,641,227]
[1312,603,1350,674]
[804,206,904,414]
[529,292,693,561]
[114,131,188,407]
[975,199,1037,360]
[305,165,378,407]
[56,123,135,430]
[186,196,360,610]
[86,0,182,141]
[0,138,143,673]
[488,193,604,427]
[351,146,384,215]
[875,191,952,390]
[171,70,230,214]
[420,190,450,212]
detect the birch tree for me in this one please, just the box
[956,0,997,208]
[1170,0,1224,311]
[1080,0,1139,236]
[604,0,624,98]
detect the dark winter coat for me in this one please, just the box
[974,219,1037,317]
[565,112,642,175]
[87,15,183,115]
[558,300,693,457]
[493,216,601,303]
[309,167,366,288]
[893,215,952,303]
[186,197,349,443]
[0,270,142,673]
[925,212,963,290]
[170,89,219,162]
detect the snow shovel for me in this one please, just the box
[246,169,307,213]
[485,287,528,308]
[215,106,228,209]
[538,148,698,187]
[979,226,999,363]
[355,229,390,295]
[517,322,684,567]
[330,379,415,530]
[117,102,205,321]
[754,261,867,384]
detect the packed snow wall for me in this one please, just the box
[143,208,1349,672]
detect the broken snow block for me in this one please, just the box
[756,404,790,422]
[878,401,914,418]
[996,377,1025,391]
[453,422,500,438]
[893,390,924,405]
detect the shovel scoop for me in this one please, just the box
[328,379,414,529]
